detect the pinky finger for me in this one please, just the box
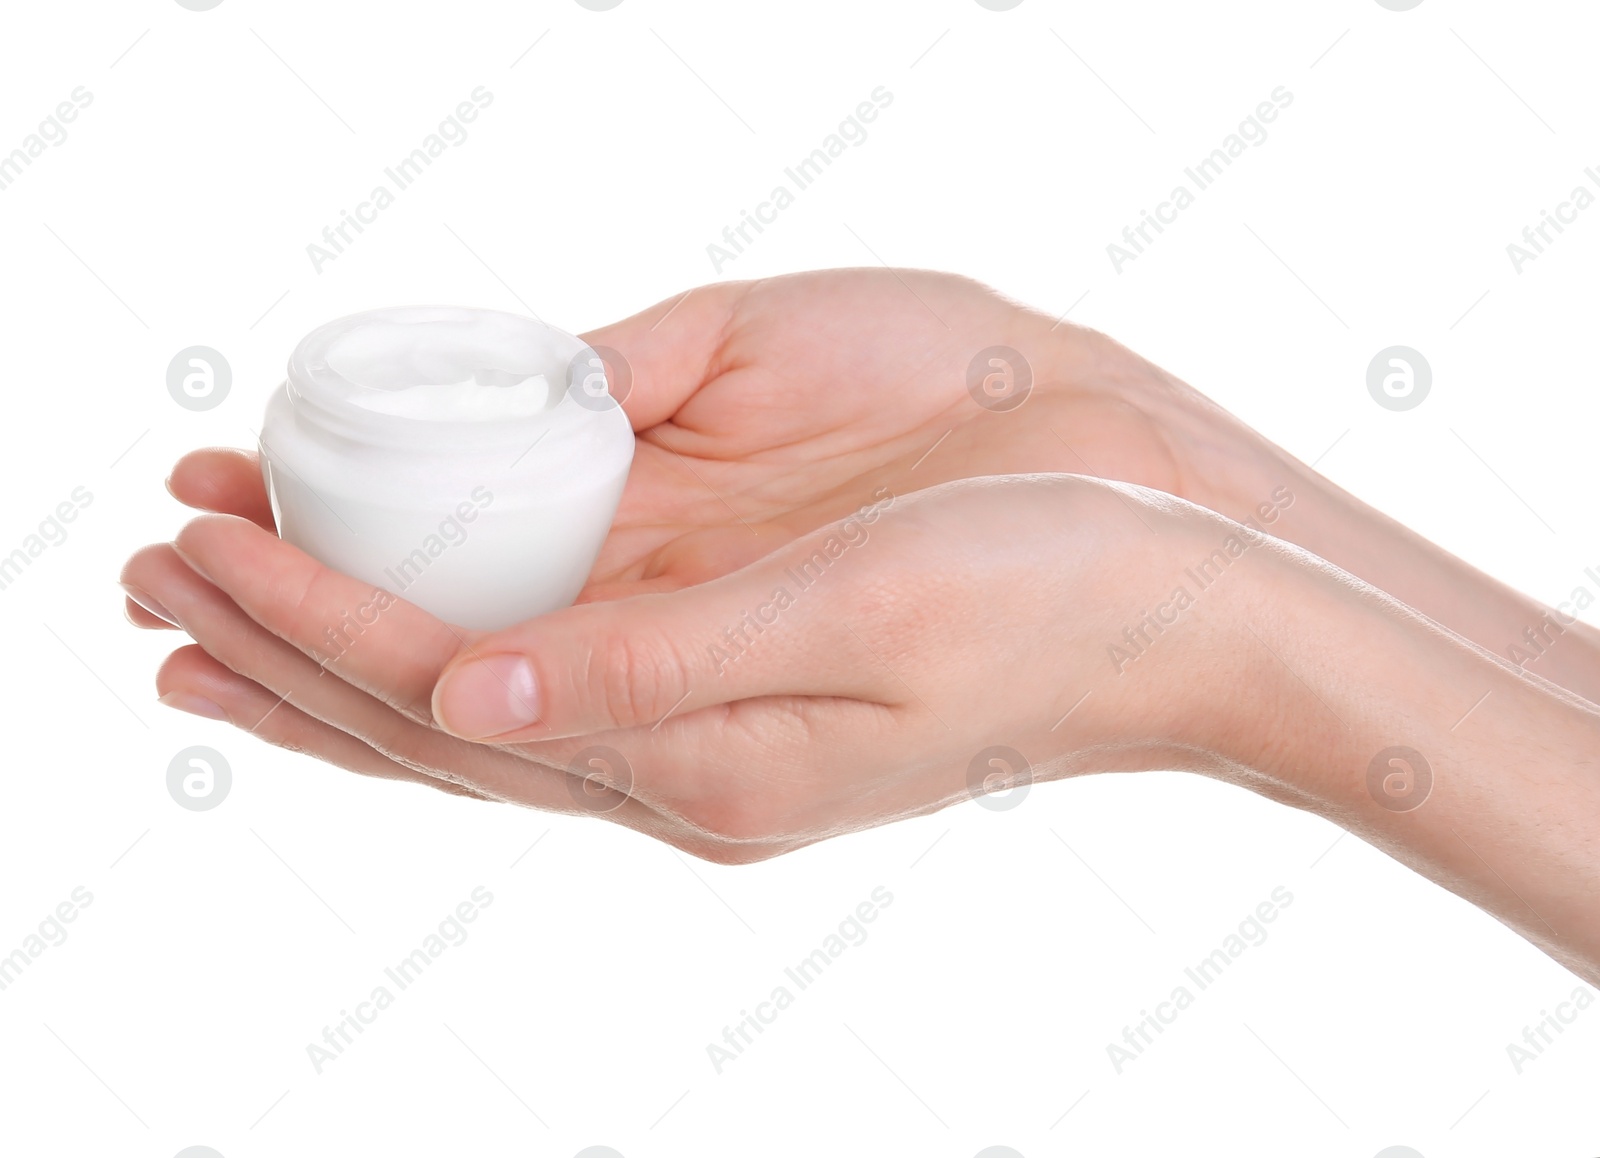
[155,644,491,800]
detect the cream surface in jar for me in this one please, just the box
[259,306,634,631]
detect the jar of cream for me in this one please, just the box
[258,306,634,631]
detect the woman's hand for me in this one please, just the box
[522,266,1201,601]
[124,472,1271,860]
[130,266,1190,615]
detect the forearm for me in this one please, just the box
[1233,544,1600,984]
[1260,456,1600,704]
[1125,354,1600,706]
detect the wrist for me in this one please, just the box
[1208,542,1600,980]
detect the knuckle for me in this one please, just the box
[594,620,691,730]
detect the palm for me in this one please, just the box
[582,268,1183,600]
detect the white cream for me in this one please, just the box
[258,306,634,631]
[348,375,552,420]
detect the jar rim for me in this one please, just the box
[284,305,611,448]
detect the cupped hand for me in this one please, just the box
[125,468,1266,860]
[130,266,1242,625]
[511,267,1225,600]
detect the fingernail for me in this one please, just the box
[159,691,230,722]
[435,655,540,739]
[121,582,179,627]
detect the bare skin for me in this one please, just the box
[121,268,1600,983]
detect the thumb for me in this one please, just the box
[578,279,748,432]
[429,534,880,742]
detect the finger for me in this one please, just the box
[155,643,490,799]
[511,691,895,853]
[169,514,461,723]
[121,582,180,629]
[579,280,747,430]
[430,520,895,742]
[132,539,518,794]
[167,447,276,530]
[133,540,667,822]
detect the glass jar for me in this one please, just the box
[258,305,634,631]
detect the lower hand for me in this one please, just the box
[124,471,1257,860]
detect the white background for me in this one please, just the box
[1,0,1597,1155]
